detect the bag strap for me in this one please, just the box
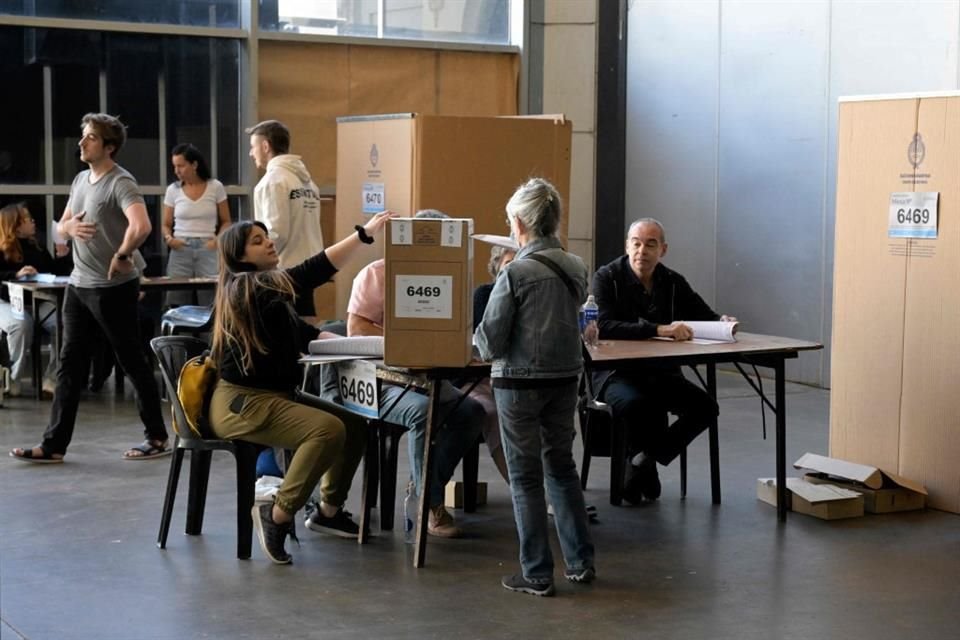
[524,252,579,301]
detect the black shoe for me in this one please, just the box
[251,503,293,564]
[564,567,597,584]
[305,507,359,539]
[635,454,661,501]
[501,574,555,597]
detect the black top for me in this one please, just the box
[0,240,69,302]
[592,256,719,340]
[218,251,336,392]
[473,283,494,332]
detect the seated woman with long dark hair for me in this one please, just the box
[209,211,393,564]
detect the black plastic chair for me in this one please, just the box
[150,335,260,559]
[578,369,708,505]
[160,305,214,337]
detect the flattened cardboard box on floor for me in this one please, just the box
[384,217,474,368]
[795,453,926,514]
[757,477,864,520]
[832,92,960,513]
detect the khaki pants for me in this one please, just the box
[210,380,366,515]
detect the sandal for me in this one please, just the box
[9,446,64,464]
[123,440,171,461]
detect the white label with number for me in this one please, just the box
[362,182,385,214]
[336,360,378,418]
[395,275,453,319]
[8,284,24,320]
[889,192,938,238]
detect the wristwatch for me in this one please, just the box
[116,253,129,261]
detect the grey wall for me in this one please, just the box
[625,0,960,387]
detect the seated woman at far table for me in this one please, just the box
[0,202,69,397]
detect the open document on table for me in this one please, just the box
[653,320,739,344]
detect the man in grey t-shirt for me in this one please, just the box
[10,113,169,464]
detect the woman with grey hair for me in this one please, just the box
[475,178,595,597]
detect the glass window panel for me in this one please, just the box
[105,33,161,185]
[214,39,240,184]
[51,59,100,184]
[384,0,509,44]
[267,0,377,37]
[0,0,240,28]
[163,37,240,185]
[0,27,44,184]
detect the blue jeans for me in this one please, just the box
[166,237,217,307]
[494,381,594,583]
[380,381,484,507]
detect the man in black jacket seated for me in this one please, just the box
[592,218,735,503]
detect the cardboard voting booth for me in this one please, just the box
[335,113,572,319]
[832,92,960,513]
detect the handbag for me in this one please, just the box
[176,354,218,437]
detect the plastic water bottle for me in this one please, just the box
[403,482,417,544]
[581,294,599,348]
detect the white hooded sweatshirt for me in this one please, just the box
[253,154,324,268]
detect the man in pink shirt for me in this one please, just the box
[347,210,484,538]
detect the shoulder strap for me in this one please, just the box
[525,253,579,301]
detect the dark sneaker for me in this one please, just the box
[251,503,293,564]
[305,508,359,539]
[564,567,596,584]
[501,574,555,597]
[625,453,661,502]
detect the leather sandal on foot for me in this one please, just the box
[9,446,64,464]
[123,440,171,461]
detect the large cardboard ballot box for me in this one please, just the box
[831,92,960,513]
[335,113,572,318]
[383,217,474,368]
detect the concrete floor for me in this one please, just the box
[1,371,959,640]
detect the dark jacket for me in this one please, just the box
[592,256,719,340]
[218,251,335,392]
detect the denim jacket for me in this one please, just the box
[475,236,588,380]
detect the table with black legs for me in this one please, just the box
[583,332,822,522]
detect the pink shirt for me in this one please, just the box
[347,259,385,328]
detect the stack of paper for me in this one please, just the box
[308,336,384,357]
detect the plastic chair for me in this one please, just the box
[160,305,214,336]
[150,335,260,559]
[578,369,710,505]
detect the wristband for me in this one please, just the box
[116,253,129,261]
[355,225,374,245]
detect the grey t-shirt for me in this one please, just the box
[65,165,144,288]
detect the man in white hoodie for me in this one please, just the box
[246,119,324,314]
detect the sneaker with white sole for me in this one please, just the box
[564,567,596,584]
[305,508,359,539]
[501,574,555,597]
